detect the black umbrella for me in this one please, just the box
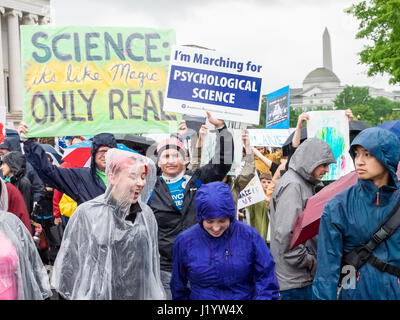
[282,127,307,148]
[349,120,371,132]
[114,134,157,155]
[40,144,63,165]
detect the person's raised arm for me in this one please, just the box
[198,112,234,183]
[17,122,83,202]
[292,113,309,148]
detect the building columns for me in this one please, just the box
[0,7,6,108]
[5,9,22,114]
[22,13,38,25]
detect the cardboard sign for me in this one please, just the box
[21,26,180,137]
[163,45,263,124]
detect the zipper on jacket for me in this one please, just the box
[376,191,380,206]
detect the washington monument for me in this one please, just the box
[323,27,333,71]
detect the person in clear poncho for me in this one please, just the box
[0,210,52,300]
[51,149,166,300]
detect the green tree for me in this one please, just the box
[347,0,400,84]
[350,104,377,125]
[334,85,370,108]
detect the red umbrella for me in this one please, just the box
[290,164,400,249]
[290,171,359,249]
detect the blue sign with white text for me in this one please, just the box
[167,65,262,111]
[266,85,290,129]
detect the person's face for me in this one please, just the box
[260,178,272,193]
[95,146,110,172]
[202,217,230,238]
[312,163,330,180]
[71,138,83,145]
[0,149,9,156]
[354,146,389,186]
[109,164,147,204]
[158,148,186,178]
[1,162,11,177]
[255,146,266,154]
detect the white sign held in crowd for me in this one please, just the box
[248,128,293,147]
[163,45,263,124]
[237,173,265,210]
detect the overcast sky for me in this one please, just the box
[51,0,398,95]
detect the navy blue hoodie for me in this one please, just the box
[23,133,117,205]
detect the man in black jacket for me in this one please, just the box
[17,122,117,206]
[148,112,234,299]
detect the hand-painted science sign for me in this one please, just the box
[163,45,263,125]
[307,110,354,181]
[21,26,180,137]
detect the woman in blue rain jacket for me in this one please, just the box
[170,181,280,300]
[312,127,400,300]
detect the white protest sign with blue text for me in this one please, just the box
[163,45,263,124]
[248,128,293,147]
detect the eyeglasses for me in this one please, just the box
[96,149,109,155]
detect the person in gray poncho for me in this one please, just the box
[51,149,165,300]
[0,210,52,300]
[269,138,335,300]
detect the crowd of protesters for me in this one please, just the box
[0,108,399,301]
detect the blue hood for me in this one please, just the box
[195,181,236,224]
[350,127,400,188]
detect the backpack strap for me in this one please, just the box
[341,197,400,276]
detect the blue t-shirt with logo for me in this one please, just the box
[164,177,186,211]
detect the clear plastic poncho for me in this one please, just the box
[51,149,166,300]
[0,210,52,300]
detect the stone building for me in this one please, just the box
[0,0,51,128]
[289,28,400,111]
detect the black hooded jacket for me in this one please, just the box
[0,137,45,202]
[23,133,117,205]
[2,151,33,213]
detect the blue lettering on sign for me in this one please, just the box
[167,65,261,111]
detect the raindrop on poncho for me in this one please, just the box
[51,149,165,300]
[0,210,52,300]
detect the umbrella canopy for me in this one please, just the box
[290,171,359,249]
[62,141,138,167]
[40,144,63,165]
[282,127,307,148]
[290,165,400,249]
[114,134,156,155]
[377,120,400,137]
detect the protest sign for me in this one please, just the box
[266,85,290,129]
[163,45,263,124]
[237,173,265,210]
[248,128,293,147]
[200,120,248,176]
[21,26,180,137]
[307,110,354,181]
